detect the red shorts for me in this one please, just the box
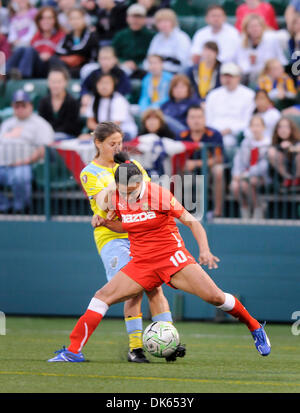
[121,247,196,291]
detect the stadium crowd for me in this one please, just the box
[1,0,300,219]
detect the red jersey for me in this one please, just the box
[115,181,185,263]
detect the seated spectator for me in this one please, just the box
[191,5,240,65]
[287,12,300,67]
[138,54,173,113]
[258,58,297,103]
[146,8,192,74]
[111,3,155,79]
[0,90,54,213]
[51,7,99,78]
[160,74,201,135]
[176,105,224,218]
[80,46,131,99]
[235,14,288,85]
[235,0,278,32]
[80,0,99,24]
[185,41,221,101]
[0,22,11,63]
[205,62,255,158]
[6,6,65,79]
[252,89,281,140]
[95,0,128,46]
[57,0,90,32]
[0,0,9,35]
[83,73,137,140]
[230,114,270,219]
[139,107,175,139]
[38,67,82,140]
[7,0,37,50]
[137,0,161,29]
[268,116,300,189]
[285,0,300,32]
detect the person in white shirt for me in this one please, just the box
[235,13,288,85]
[191,5,240,64]
[0,90,54,212]
[205,62,255,158]
[85,73,137,140]
[146,8,191,73]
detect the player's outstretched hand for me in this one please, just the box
[199,250,220,269]
[106,210,117,220]
[91,214,106,228]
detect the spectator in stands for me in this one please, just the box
[6,6,65,79]
[177,105,224,218]
[111,3,155,79]
[95,0,128,46]
[80,0,99,23]
[0,90,54,213]
[190,5,240,65]
[252,89,281,140]
[185,41,221,101]
[0,1,9,35]
[38,67,82,140]
[139,107,175,139]
[146,8,191,74]
[235,0,278,32]
[7,0,37,49]
[136,0,161,29]
[81,46,131,98]
[138,54,173,113]
[285,0,300,32]
[52,7,99,78]
[205,62,255,159]
[235,14,288,85]
[0,22,11,63]
[258,58,297,103]
[268,116,300,189]
[160,73,201,135]
[57,0,88,32]
[230,115,270,219]
[83,73,137,139]
[287,11,300,64]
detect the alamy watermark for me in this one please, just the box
[0,311,6,335]
[291,311,300,336]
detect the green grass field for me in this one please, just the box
[0,317,299,393]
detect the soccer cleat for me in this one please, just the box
[165,344,186,362]
[251,322,271,356]
[127,348,149,363]
[47,346,86,362]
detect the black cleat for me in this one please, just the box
[165,344,186,362]
[127,348,149,363]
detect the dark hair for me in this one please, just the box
[255,89,274,106]
[93,122,123,157]
[203,41,219,54]
[48,66,70,81]
[92,73,117,120]
[169,74,193,99]
[187,104,204,116]
[114,151,142,186]
[35,6,61,32]
[272,116,300,146]
[206,4,225,15]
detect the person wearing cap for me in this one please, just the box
[111,3,155,78]
[0,90,54,213]
[205,62,255,159]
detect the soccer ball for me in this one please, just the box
[143,321,180,358]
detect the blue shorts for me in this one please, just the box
[100,238,131,281]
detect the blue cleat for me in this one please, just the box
[47,346,86,362]
[251,322,271,356]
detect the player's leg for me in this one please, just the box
[48,271,144,361]
[145,286,186,362]
[170,264,271,356]
[100,239,145,361]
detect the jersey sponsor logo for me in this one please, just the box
[121,211,156,223]
[81,174,88,184]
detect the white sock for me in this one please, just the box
[216,293,235,311]
[87,297,109,316]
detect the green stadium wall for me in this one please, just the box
[0,221,299,322]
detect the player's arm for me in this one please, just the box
[91,214,126,233]
[94,181,117,211]
[178,209,220,269]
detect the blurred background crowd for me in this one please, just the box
[1,0,300,220]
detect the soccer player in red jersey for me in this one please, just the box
[48,153,271,362]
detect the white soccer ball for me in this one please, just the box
[143,321,180,358]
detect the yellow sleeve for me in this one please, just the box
[80,170,99,200]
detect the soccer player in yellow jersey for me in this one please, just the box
[79,121,185,363]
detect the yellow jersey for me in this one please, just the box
[80,159,150,253]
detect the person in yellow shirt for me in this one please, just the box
[80,121,185,363]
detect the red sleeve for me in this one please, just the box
[154,184,185,219]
